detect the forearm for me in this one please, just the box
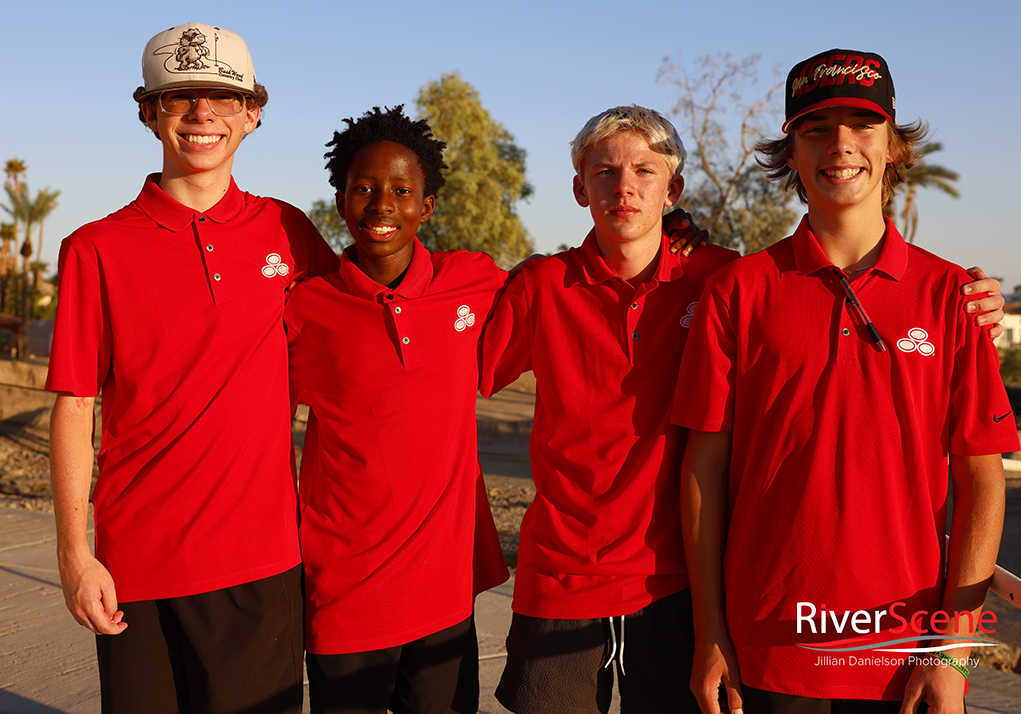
[50,393,98,566]
[680,429,733,637]
[942,453,1006,646]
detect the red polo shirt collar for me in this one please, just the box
[791,214,908,281]
[575,229,687,287]
[338,237,436,299]
[132,173,246,231]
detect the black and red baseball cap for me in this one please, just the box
[783,49,895,133]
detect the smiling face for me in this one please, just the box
[787,106,892,216]
[338,141,435,282]
[143,87,259,183]
[573,131,683,251]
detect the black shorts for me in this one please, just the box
[306,614,479,714]
[96,564,304,714]
[740,686,933,713]
[495,588,698,714]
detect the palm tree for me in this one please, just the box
[29,188,60,293]
[4,159,28,192]
[885,143,960,244]
[0,222,13,312]
[2,159,28,312]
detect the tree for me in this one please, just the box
[883,142,959,244]
[307,198,350,255]
[2,159,28,311]
[415,72,534,267]
[658,53,797,254]
[29,188,60,296]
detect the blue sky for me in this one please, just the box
[4,0,1019,291]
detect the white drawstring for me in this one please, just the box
[602,614,626,675]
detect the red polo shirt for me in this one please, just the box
[46,174,339,602]
[481,230,737,619]
[672,217,1018,699]
[286,239,509,654]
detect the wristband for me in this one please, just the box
[934,651,969,680]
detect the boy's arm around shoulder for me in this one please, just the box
[681,429,744,714]
[961,267,1004,340]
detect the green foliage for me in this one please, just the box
[2,270,24,315]
[307,198,348,255]
[658,53,798,254]
[687,166,798,255]
[415,72,534,267]
[2,160,61,324]
[884,142,959,244]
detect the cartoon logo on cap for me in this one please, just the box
[150,27,245,84]
[175,28,210,71]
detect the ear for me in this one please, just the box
[665,175,684,208]
[141,100,160,136]
[420,194,436,223]
[786,142,798,171]
[334,190,345,216]
[244,105,261,135]
[573,175,589,208]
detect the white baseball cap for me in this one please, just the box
[141,23,255,96]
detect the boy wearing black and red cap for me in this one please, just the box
[46,22,337,713]
[674,49,1017,713]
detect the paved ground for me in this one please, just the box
[1,364,1020,712]
[2,504,1019,713]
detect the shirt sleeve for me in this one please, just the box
[480,264,534,398]
[280,203,340,281]
[671,278,738,432]
[283,293,307,418]
[947,274,1019,456]
[45,238,110,397]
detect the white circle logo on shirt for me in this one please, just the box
[454,305,476,332]
[262,253,290,278]
[896,327,935,356]
[680,302,698,328]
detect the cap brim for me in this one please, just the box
[139,79,253,97]
[782,97,894,133]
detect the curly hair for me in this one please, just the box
[132,82,269,138]
[324,106,448,197]
[756,116,928,206]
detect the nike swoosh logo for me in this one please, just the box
[994,413,1012,423]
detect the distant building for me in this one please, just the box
[995,304,1021,350]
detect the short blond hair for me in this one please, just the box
[571,105,686,178]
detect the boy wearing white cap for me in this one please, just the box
[46,23,337,713]
[674,49,1017,714]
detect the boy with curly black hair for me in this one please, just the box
[285,105,510,714]
[324,105,449,198]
